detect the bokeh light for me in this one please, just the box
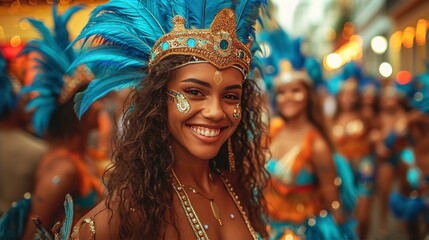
[396,70,412,85]
[379,62,393,78]
[10,35,21,47]
[371,36,388,54]
[325,53,342,70]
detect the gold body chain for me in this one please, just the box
[171,169,258,240]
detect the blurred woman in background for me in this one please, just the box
[261,28,357,240]
[327,61,376,240]
[0,4,105,239]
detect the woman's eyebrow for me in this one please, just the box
[225,84,242,90]
[182,78,211,88]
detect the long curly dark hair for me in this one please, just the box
[104,55,269,239]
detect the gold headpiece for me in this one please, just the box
[149,9,252,76]
[274,60,311,87]
[59,65,93,104]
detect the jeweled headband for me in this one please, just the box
[69,0,267,118]
[150,9,252,76]
[273,60,312,87]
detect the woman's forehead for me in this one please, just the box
[171,63,243,87]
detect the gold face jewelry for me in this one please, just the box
[167,89,190,114]
[233,102,241,120]
[214,70,223,85]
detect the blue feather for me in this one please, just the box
[186,0,234,29]
[68,47,146,74]
[59,194,74,239]
[0,51,16,118]
[235,0,267,43]
[23,18,56,47]
[289,38,305,70]
[20,3,84,136]
[75,73,144,118]
[305,57,325,88]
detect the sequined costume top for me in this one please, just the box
[331,118,372,161]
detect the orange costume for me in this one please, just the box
[265,118,344,239]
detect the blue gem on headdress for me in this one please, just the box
[151,52,155,61]
[187,38,196,47]
[238,50,244,59]
[162,42,169,50]
[220,39,229,50]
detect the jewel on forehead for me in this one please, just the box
[214,71,223,85]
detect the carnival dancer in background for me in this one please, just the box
[327,61,376,240]
[0,48,47,218]
[389,65,429,240]
[260,28,357,240]
[359,76,381,127]
[375,80,411,237]
[0,3,105,239]
[63,0,270,239]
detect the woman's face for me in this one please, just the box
[167,63,243,160]
[275,81,308,119]
[380,96,403,117]
[338,88,359,112]
[362,87,376,106]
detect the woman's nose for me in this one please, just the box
[201,98,226,121]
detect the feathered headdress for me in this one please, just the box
[19,3,88,136]
[326,61,364,96]
[359,75,381,95]
[0,50,16,118]
[257,27,324,91]
[69,0,268,118]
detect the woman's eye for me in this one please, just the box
[224,94,239,100]
[185,89,203,96]
[291,87,301,93]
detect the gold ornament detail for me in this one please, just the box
[228,138,236,173]
[214,70,223,85]
[167,89,190,114]
[149,9,252,76]
[59,65,93,104]
[233,102,241,120]
[170,169,258,240]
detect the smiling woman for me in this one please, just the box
[65,0,269,239]
[167,64,243,160]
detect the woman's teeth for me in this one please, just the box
[190,126,221,137]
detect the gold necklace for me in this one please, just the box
[170,169,258,240]
[181,183,223,226]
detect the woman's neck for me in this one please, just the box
[283,112,310,130]
[50,134,88,155]
[171,145,215,194]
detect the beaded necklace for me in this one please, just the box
[171,169,258,240]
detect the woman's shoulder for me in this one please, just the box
[307,128,330,155]
[71,198,120,240]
